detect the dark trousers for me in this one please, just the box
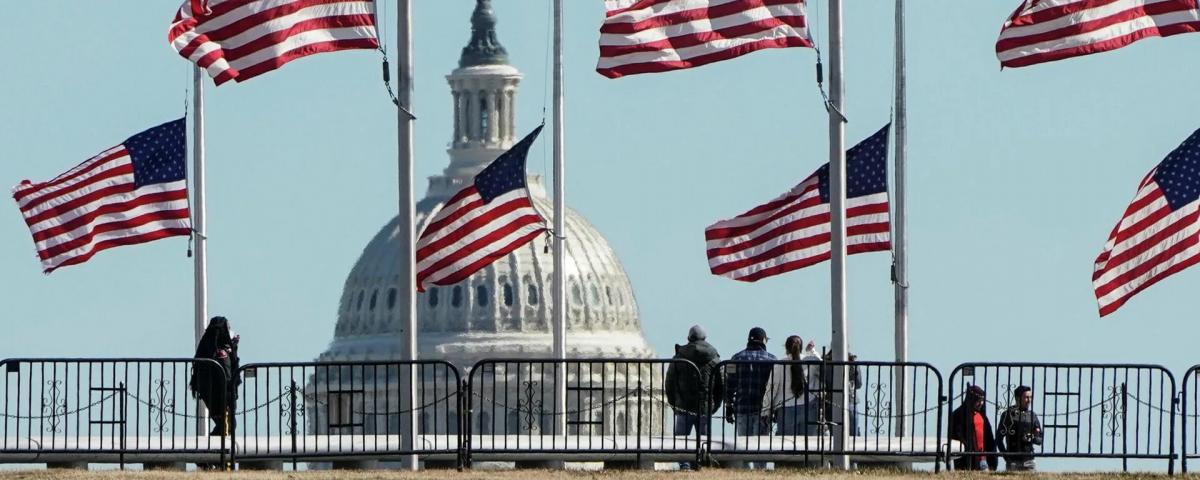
[205,394,237,435]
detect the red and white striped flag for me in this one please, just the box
[1093,128,1200,317]
[169,0,379,86]
[996,0,1200,68]
[12,120,192,274]
[416,127,547,292]
[597,0,812,79]
[706,126,891,282]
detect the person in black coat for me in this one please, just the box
[189,316,240,436]
[664,325,723,470]
[665,325,724,430]
[949,385,998,471]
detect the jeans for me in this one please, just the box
[735,413,769,469]
[775,404,821,435]
[849,403,859,436]
[674,412,707,470]
[673,412,709,436]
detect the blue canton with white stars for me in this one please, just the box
[1152,128,1200,211]
[125,118,187,188]
[475,125,543,203]
[818,125,891,203]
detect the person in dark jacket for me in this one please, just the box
[949,385,998,471]
[665,325,724,433]
[724,327,775,469]
[189,316,241,436]
[664,325,723,470]
[997,385,1042,471]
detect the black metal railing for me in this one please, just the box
[233,361,462,466]
[0,356,1194,473]
[0,358,228,468]
[464,358,703,466]
[709,360,943,469]
[1178,364,1200,473]
[947,363,1176,474]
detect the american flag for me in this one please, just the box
[1093,128,1200,317]
[706,125,891,282]
[12,120,192,274]
[997,0,1200,68]
[168,0,379,86]
[416,126,547,292]
[597,0,812,79]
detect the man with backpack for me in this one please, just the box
[665,325,723,469]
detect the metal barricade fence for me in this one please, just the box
[234,361,462,466]
[948,363,1176,474]
[710,360,943,468]
[464,359,703,466]
[0,358,228,468]
[1178,365,1200,472]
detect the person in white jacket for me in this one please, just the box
[761,336,822,435]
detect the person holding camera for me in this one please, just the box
[997,385,1042,471]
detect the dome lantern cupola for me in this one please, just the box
[459,0,508,68]
[436,0,524,197]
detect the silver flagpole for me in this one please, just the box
[893,0,909,439]
[552,0,568,441]
[192,65,210,435]
[827,0,850,470]
[397,0,419,470]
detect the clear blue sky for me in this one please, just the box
[1,2,1197,378]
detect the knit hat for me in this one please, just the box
[687,325,707,341]
[748,327,768,342]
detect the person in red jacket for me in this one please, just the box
[949,385,998,470]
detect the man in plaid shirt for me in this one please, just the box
[723,327,776,468]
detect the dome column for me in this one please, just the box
[467,88,481,143]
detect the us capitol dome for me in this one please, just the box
[318,0,654,372]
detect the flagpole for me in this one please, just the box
[192,65,210,434]
[397,0,419,470]
[892,0,910,439]
[551,0,568,442]
[827,0,850,470]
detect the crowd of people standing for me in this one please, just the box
[665,324,1043,472]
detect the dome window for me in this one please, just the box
[571,281,582,305]
[527,284,539,305]
[429,287,440,307]
[369,290,378,311]
[476,285,489,306]
[590,285,601,304]
[356,290,364,311]
[452,286,463,307]
[606,286,613,305]
[503,283,514,306]
[387,288,397,310]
